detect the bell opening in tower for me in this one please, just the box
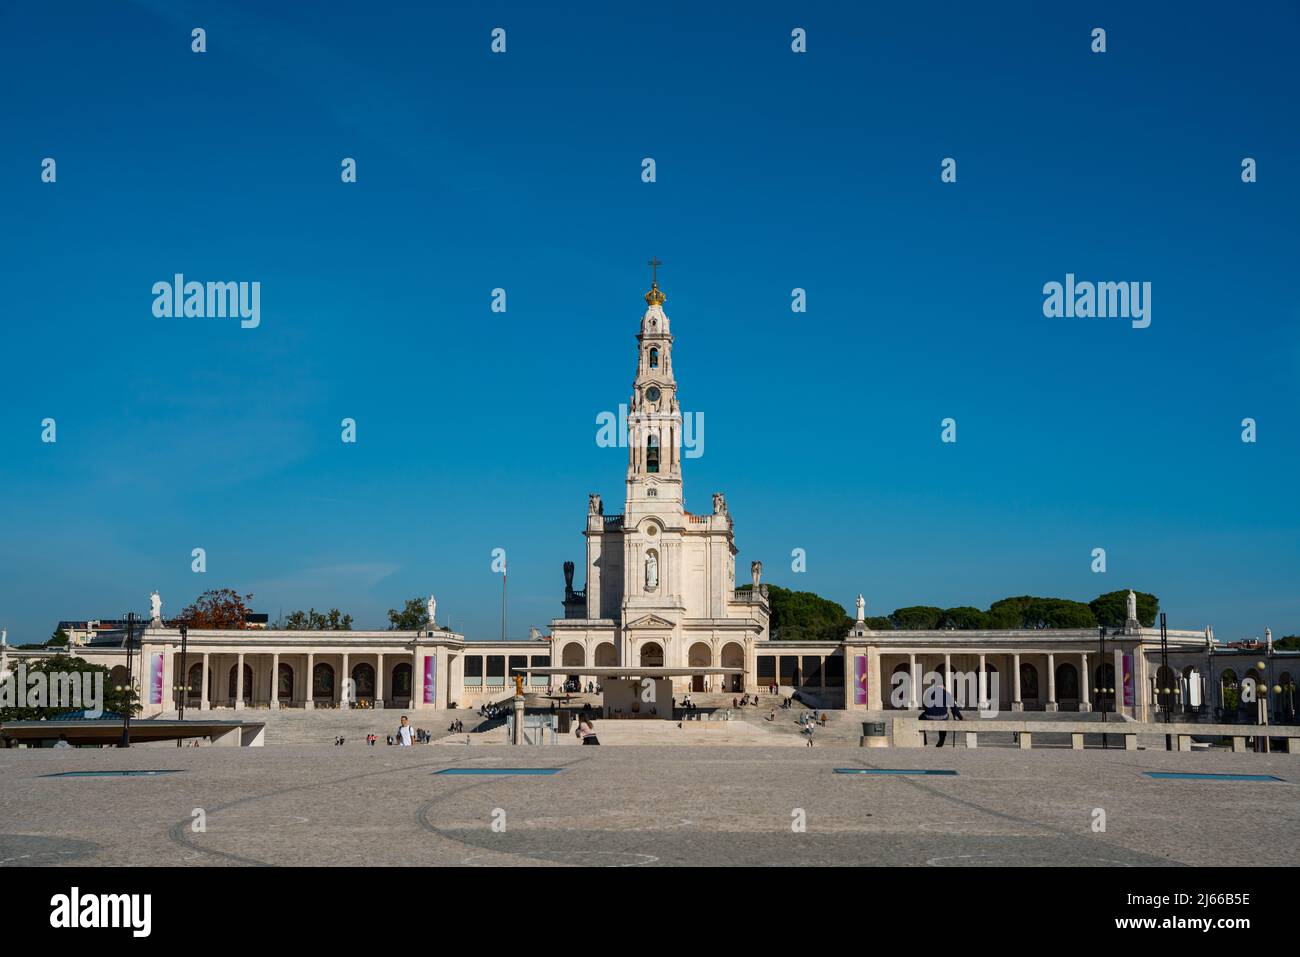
[646,435,660,473]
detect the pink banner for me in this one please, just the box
[1122,653,1134,707]
[149,653,164,705]
[423,656,436,705]
[854,655,867,706]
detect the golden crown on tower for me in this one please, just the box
[645,257,666,305]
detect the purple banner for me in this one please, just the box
[423,656,436,705]
[854,655,867,706]
[1122,653,1134,707]
[149,653,164,705]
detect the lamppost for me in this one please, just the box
[1207,639,1215,720]
[1254,659,1269,753]
[171,624,190,748]
[1159,612,1172,751]
[177,624,189,720]
[119,611,137,748]
[1097,626,1109,749]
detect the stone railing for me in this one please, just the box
[889,716,1300,753]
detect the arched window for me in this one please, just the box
[649,348,659,369]
[646,435,659,473]
[1019,663,1039,699]
[1056,663,1079,699]
[351,663,375,700]
[313,663,335,701]
[391,663,412,698]
[1220,669,1239,711]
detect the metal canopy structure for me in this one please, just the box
[0,719,265,747]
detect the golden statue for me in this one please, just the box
[514,674,525,696]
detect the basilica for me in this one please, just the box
[545,271,766,695]
[7,275,1276,727]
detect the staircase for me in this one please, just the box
[587,719,806,746]
[150,695,870,748]
[152,707,480,747]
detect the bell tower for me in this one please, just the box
[627,258,683,513]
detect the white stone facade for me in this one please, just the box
[11,280,1271,726]
[548,278,769,694]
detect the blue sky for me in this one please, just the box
[2,0,1296,642]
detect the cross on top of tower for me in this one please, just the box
[645,257,666,306]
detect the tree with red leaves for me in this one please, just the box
[179,589,255,629]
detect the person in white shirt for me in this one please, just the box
[397,715,415,746]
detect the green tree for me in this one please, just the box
[1276,635,1300,651]
[387,598,430,631]
[1020,598,1096,629]
[938,606,989,630]
[743,585,852,641]
[890,606,944,630]
[282,608,353,630]
[863,616,895,631]
[986,596,1034,628]
[1089,590,1159,628]
[48,627,70,646]
[0,654,140,721]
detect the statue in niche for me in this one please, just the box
[645,551,659,591]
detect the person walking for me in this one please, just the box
[396,715,415,747]
[919,683,963,747]
[576,714,600,746]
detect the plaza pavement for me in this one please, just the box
[0,744,1296,867]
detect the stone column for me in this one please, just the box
[1079,652,1091,712]
[340,653,350,709]
[978,653,987,710]
[1045,653,1058,711]
[943,653,952,698]
[305,652,315,709]
[158,646,174,717]
[412,649,424,710]
[200,653,210,711]
[375,653,385,709]
[270,652,280,709]
[1012,653,1023,711]
[512,688,526,745]
[867,647,882,711]
[235,652,246,710]
[907,653,919,709]
[1113,647,1125,719]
